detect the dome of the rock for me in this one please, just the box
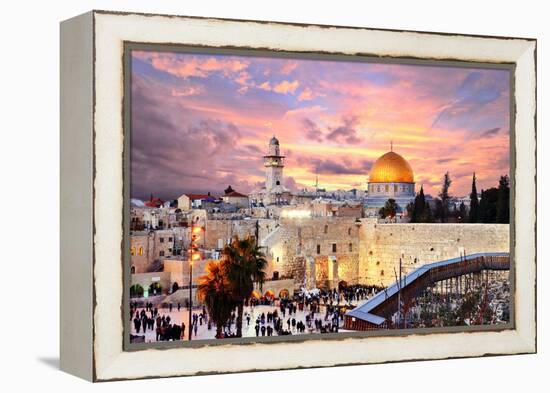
[369,151,414,183]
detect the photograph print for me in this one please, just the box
[126,46,512,345]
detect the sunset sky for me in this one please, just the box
[131,50,510,200]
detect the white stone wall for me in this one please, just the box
[358,221,510,286]
[262,217,361,288]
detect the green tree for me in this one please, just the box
[409,186,433,223]
[379,198,398,219]
[496,175,510,223]
[469,173,479,223]
[479,187,498,223]
[412,186,425,222]
[197,261,236,338]
[222,236,268,337]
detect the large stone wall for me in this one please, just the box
[358,220,510,286]
[262,217,360,289]
[263,217,509,289]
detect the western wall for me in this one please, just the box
[261,217,361,288]
[358,220,510,286]
[262,217,510,289]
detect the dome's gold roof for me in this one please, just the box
[369,151,414,183]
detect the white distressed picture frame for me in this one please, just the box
[60,10,536,381]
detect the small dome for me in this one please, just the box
[369,151,414,183]
[269,136,280,145]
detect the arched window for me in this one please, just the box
[130,247,136,256]
[394,185,398,193]
[385,185,389,192]
[138,246,143,256]
[130,266,136,274]
[324,225,328,234]
[347,227,351,235]
[348,243,353,252]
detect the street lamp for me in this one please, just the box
[188,224,203,341]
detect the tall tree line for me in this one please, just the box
[407,172,510,224]
[468,173,510,223]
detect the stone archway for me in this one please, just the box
[149,282,162,296]
[130,284,144,298]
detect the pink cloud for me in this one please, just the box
[133,51,249,79]
[280,62,298,75]
[171,86,204,97]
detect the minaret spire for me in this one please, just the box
[315,169,319,190]
[391,141,393,152]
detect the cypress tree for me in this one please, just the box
[410,186,425,222]
[469,173,479,223]
[438,172,452,223]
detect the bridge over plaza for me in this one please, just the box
[344,252,510,330]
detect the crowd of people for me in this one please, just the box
[130,302,212,342]
[248,295,349,337]
[130,285,380,342]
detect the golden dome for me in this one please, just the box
[369,151,414,183]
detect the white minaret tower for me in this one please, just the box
[263,136,285,191]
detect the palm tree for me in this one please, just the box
[222,236,268,337]
[197,260,235,338]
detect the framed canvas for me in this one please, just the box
[60,10,537,381]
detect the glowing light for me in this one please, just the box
[281,210,312,219]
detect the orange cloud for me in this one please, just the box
[273,80,300,94]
